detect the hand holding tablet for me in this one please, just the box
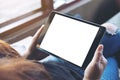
[40,11,106,69]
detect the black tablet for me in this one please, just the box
[40,11,106,69]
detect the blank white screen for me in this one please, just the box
[40,14,99,67]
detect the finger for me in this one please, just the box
[101,55,107,67]
[33,25,45,40]
[92,44,104,62]
[28,25,44,51]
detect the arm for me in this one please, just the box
[83,45,107,80]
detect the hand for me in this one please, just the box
[23,25,44,58]
[83,45,107,80]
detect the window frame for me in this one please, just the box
[0,0,90,43]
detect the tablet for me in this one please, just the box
[40,11,105,69]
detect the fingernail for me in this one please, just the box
[99,45,103,54]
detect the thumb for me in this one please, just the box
[92,44,104,62]
[33,25,45,39]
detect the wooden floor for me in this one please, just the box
[0,0,41,24]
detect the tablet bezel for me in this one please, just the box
[40,11,106,70]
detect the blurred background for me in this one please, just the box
[0,0,120,44]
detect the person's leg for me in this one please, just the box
[40,54,84,77]
[100,24,120,58]
[101,57,119,80]
[40,55,64,63]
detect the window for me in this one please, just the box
[0,0,90,43]
[1,0,77,33]
[0,0,41,24]
[0,0,42,33]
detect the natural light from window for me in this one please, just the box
[0,0,76,24]
[0,0,90,34]
[0,0,41,24]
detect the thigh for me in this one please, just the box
[101,57,119,80]
[40,55,84,76]
[100,29,120,58]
